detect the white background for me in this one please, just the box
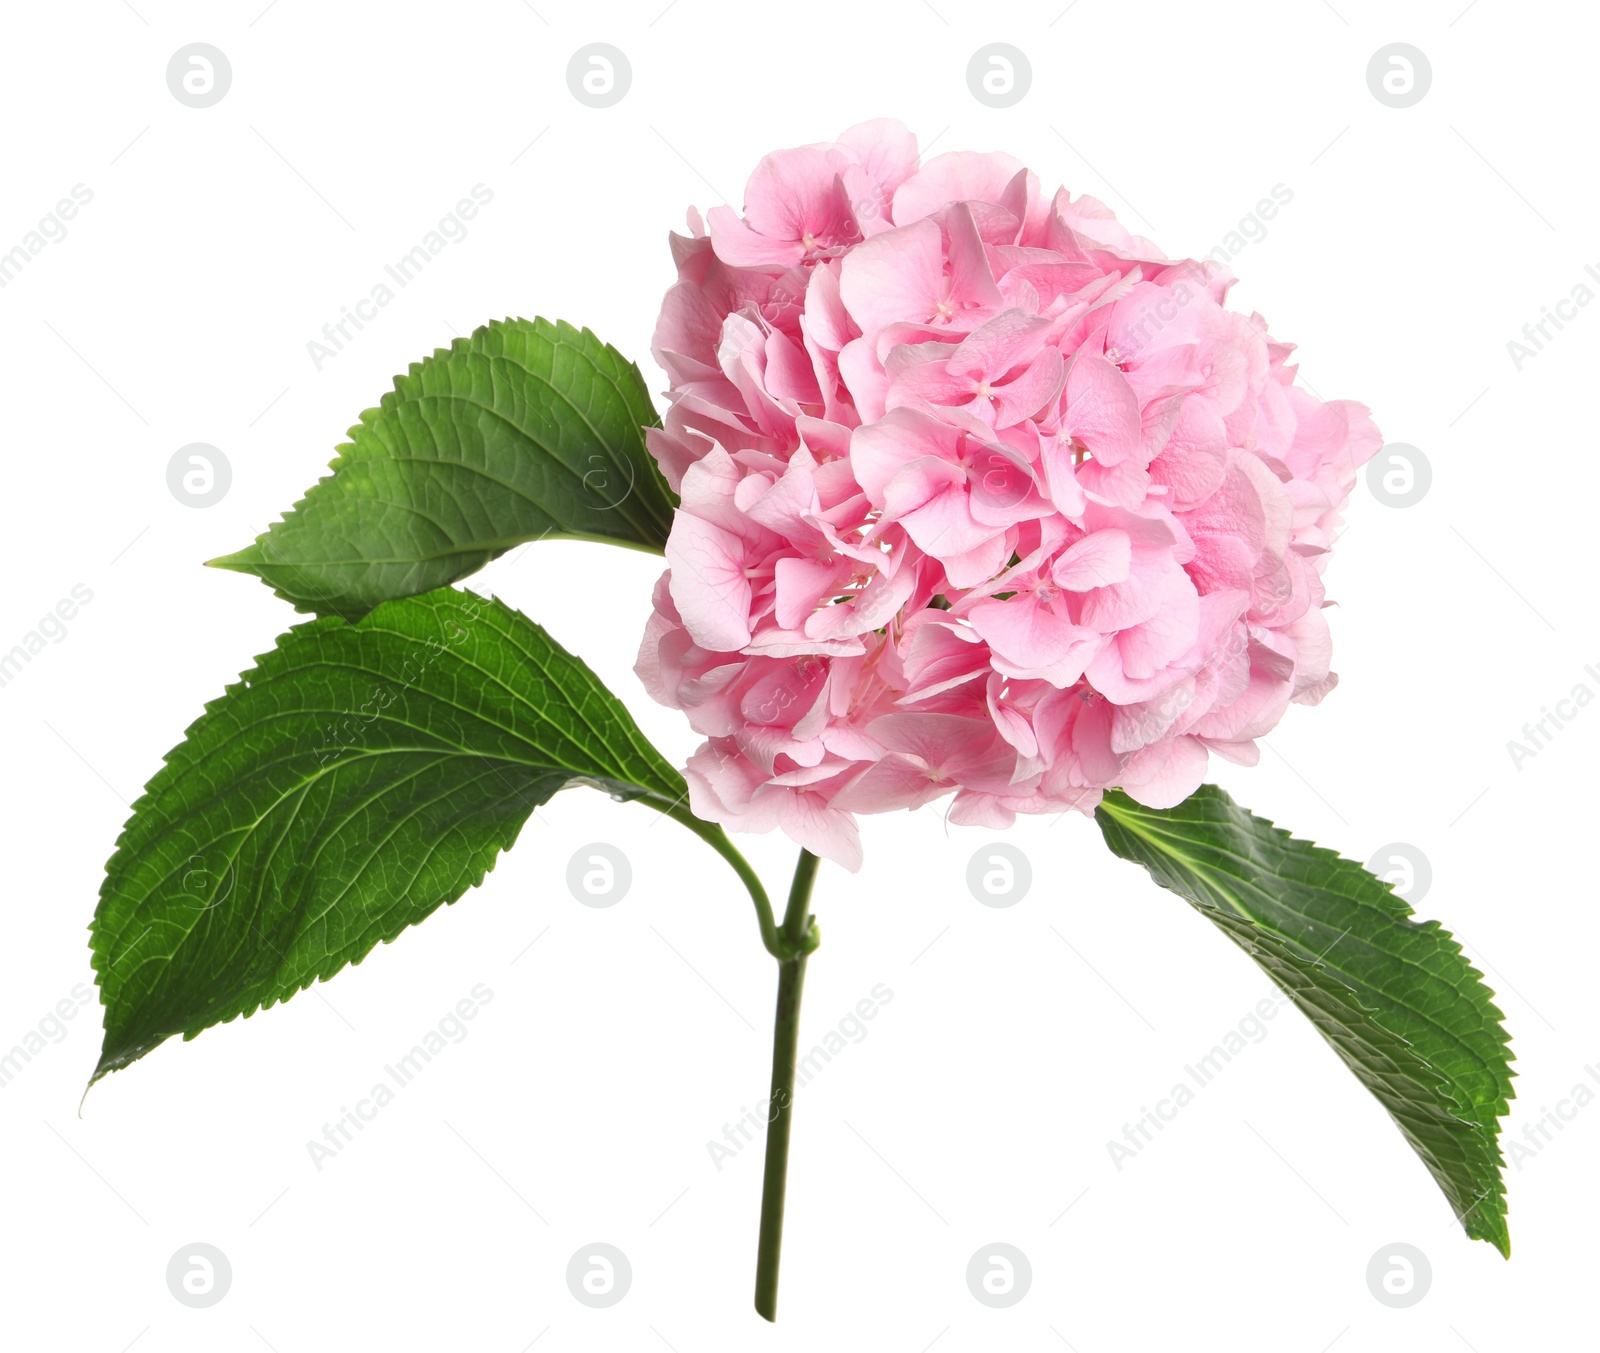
[0,1,1594,1349]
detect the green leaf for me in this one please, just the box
[211,318,677,619]
[1095,786,1514,1255]
[89,587,732,1082]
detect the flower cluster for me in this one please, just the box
[636,121,1379,869]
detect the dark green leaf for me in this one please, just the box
[1096,785,1514,1255]
[89,588,724,1082]
[211,318,676,619]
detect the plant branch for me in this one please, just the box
[668,805,782,957]
[754,848,821,1321]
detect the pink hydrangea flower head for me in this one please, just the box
[638,121,1380,870]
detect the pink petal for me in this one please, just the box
[892,150,1028,225]
[743,147,855,246]
[1119,736,1208,809]
[839,219,945,338]
[1062,352,1143,466]
[665,514,753,652]
[837,118,920,213]
[968,595,1098,683]
[1053,529,1133,590]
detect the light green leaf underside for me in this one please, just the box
[1096,786,1513,1256]
[212,317,676,620]
[90,588,695,1081]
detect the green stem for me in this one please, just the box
[668,806,782,958]
[754,848,821,1322]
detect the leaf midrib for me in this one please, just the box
[381,338,667,542]
[106,739,670,926]
[1101,799,1510,1116]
